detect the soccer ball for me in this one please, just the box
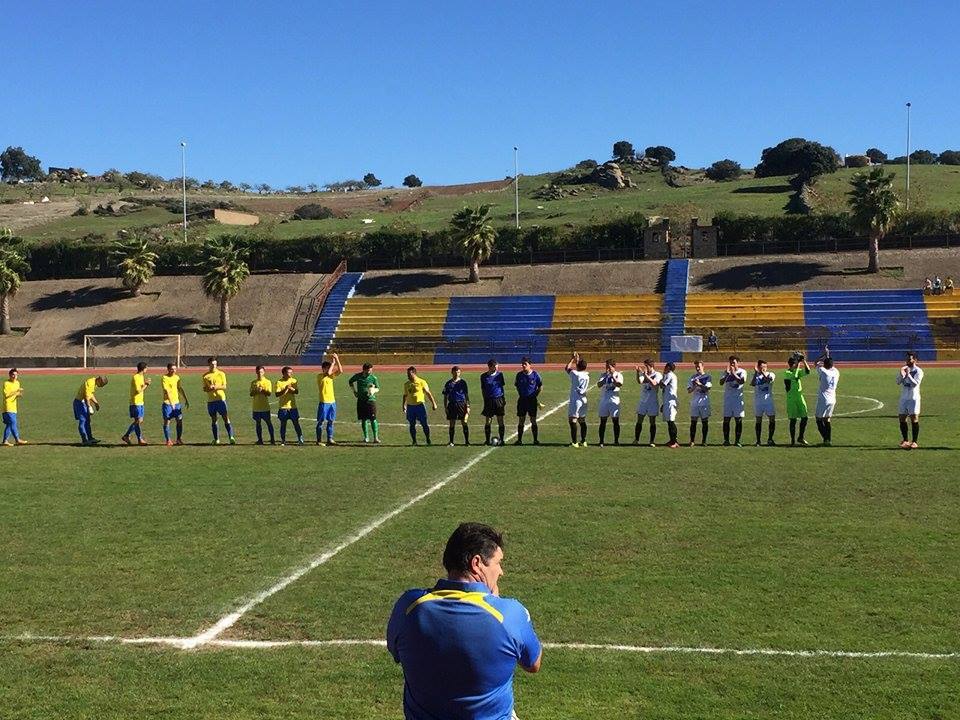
[491,437,500,446]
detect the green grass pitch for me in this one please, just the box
[2,367,958,719]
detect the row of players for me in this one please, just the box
[0,352,925,448]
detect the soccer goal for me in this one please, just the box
[82,334,183,368]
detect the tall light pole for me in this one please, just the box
[905,102,911,211]
[180,141,188,242]
[513,146,520,230]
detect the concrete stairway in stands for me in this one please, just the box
[300,272,363,363]
[659,259,689,362]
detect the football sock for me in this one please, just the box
[824,421,832,442]
[768,418,775,441]
[789,419,796,443]
[612,418,620,444]
[569,420,578,444]
[690,420,698,444]
[422,424,431,443]
[911,421,919,442]
[266,419,274,442]
[462,423,470,444]
[255,420,264,443]
[449,426,455,444]
[667,421,677,444]
[280,419,287,443]
[798,417,808,440]
[78,418,88,442]
[485,425,491,444]
[815,418,824,439]
[648,418,657,444]
[530,421,538,442]
[498,422,505,444]
[225,422,234,439]
[578,418,587,443]
[701,419,709,443]
[755,419,763,444]
[599,417,607,444]
[371,420,379,439]
[634,418,643,443]
[734,418,742,444]
[408,421,417,442]
[899,419,909,441]
[293,419,303,440]
[516,422,524,441]
[176,421,183,441]
[211,422,219,441]
[723,418,731,443]
[317,420,324,442]
[163,424,171,442]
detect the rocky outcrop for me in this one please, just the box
[588,161,627,189]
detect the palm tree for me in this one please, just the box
[200,238,250,332]
[847,167,899,273]
[113,234,158,297]
[451,204,496,283]
[0,244,29,335]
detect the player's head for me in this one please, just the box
[321,360,332,372]
[442,522,504,594]
[643,358,654,371]
[664,361,676,373]
[487,358,498,371]
[728,355,739,369]
[362,362,373,375]
[407,366,417,380]
[255,365,265,378]
[207,357,218,371]
[757,359,767,372]
[823,357,834,369]
[905,351,917,366]
[281,365,293,379]
[576,357,588,371]
[95,376,108,387]
[605,358,616,371]
[136,362,147,373]
[693,360,703,373]
[8,367,17,379]
[451,365,462,379]
[787,355,797,368]
[166,363,176,375]
[520,357,532,372]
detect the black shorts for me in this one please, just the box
[446,401,469,421]
[516,396,539,418]
[482,396,506,418]
[357,400,377,421]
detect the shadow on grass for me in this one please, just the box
[68,316,197,344]
[731,184,792,194]
[31,285,128,310]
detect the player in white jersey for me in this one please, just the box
[596,358,623,447]
[687,360,712,446]
[719,355,747,446]
[634,358,662,446]
[565,352,590,447]
[660,361,680,448]
[750,359,777,446]
[814,356,840,446]
[896,351,924,449]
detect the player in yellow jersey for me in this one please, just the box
[249,365,275,445]
[402,366,438,445]
[2,368,27,446]
[73,375,108,445]
[202,357,235,445]
[316,353,343,445]
[275,366,304,445]
[121,362,151,445]
[161,363,188,446]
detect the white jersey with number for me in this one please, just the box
[660,371,678,421]
[688,373,712,418]
[721,368,747,417]
[568,369,589,417]
[598,370,623,417]
[752,370,776,417]
[815,366,840,418]
[637,370,662,416]
[897,365,923,415]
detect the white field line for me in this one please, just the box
[7,634,958,660]
[183,396,574,649]
[835,394,884,417]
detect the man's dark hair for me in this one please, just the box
[167,363,175,371]
[606,358,616,367]
[207,357,217,364]
[452,365,461,373]
[443,522,504,576]
[643,358,654,367]
[906,351,917,361]
[362,363,373,371]
[407,366,417,377]
[137,362,147,372]
[665,361,676,372]
[321,361,332,370]
[282,365,292,374]
[576,358,587,371]
[757,359,767,366]
[487,358,497,368]
[9,367,17,377]
[728,355,739,363]
[255,365,265,372]
[520,357,531,365]
[823,357,834,369]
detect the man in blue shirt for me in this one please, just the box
[513,357,542,446]
[387,522,542,720]
[442,366,471,446]
[480,358,506,445]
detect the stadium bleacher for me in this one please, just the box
[301,272,364,364]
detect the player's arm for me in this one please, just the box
[179,382,189,408]
[736,371,745,386]
[291,381,299,395]
[801,358,811,373]
[331,353,343,378]
[565,353,577,374]
[463,382,470,404]
[424,387,438,410]
[250,383,258,398]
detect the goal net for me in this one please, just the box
[83,334,183,369]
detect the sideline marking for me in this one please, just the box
[835,394,884,417]
[182,396,573,649]
[8,634,958,660]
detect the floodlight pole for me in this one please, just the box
[180,141,188,241]
[513,146,520,230]
[905,103,911,211]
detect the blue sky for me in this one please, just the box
[7,1,958,187]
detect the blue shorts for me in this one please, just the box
[207,400,228,417]
[162,403,183,420]
[318,402,336,422]
[129,404,145,419]
[277,408,300,422]
[2,412,15,425]
[406,404,428,424]
[73,398,90,420]
[252,410,271,421]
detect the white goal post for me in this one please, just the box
[83,334,183,368]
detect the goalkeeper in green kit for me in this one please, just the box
[349,362,381,443]
[783,352,811,446]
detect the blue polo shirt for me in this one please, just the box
[387,578,541,720]
[514,370,542,399]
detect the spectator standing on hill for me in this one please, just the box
[687,360,711,446]
[387,522,542,720]
[566,352,590,447]
[896,352,924,449]
[634,359,662,446]
[751,360,777,446]
[74,375,108,445]
[814,355,840,446]
[707,330,719,351]
[249,365,275,445]
[719,355,747,446]
[402,366,437,446]
[316,354,342,445]
[596,358,623,447]
[2,368,26,446]
[480,359,506,446]
[443,366,471,446]
[783,353,811,446]
[349,362,381,443]
[513,357,542,445]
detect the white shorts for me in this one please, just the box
[689,398,711,419]
[637,397,659,416]
[898,398,921,416]
[754,396,775,417]
[815,397,835,418]
[598,397,621,418]
[661,401,678,422]
[723,397,745,418]
[568,396,588,418]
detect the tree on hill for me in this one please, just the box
[865,148,888,164]
[575,159,598,170]
[200,238,250,332]
[257,183,272,194]
[451,204,496,283]
[755,138,840,181]
[705,159,743,181]
[219,180,235,191]
[239,182,252,192]
[909,149,937,165]
[848,166,899,274]
[112,233,158,297]
[645,145,676,168]
[403,174,422,188]
[612,140,635,163]
[363,173,381,187]
[939,150,960,165]
[0,146,44,181]
[0,241,29,335]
